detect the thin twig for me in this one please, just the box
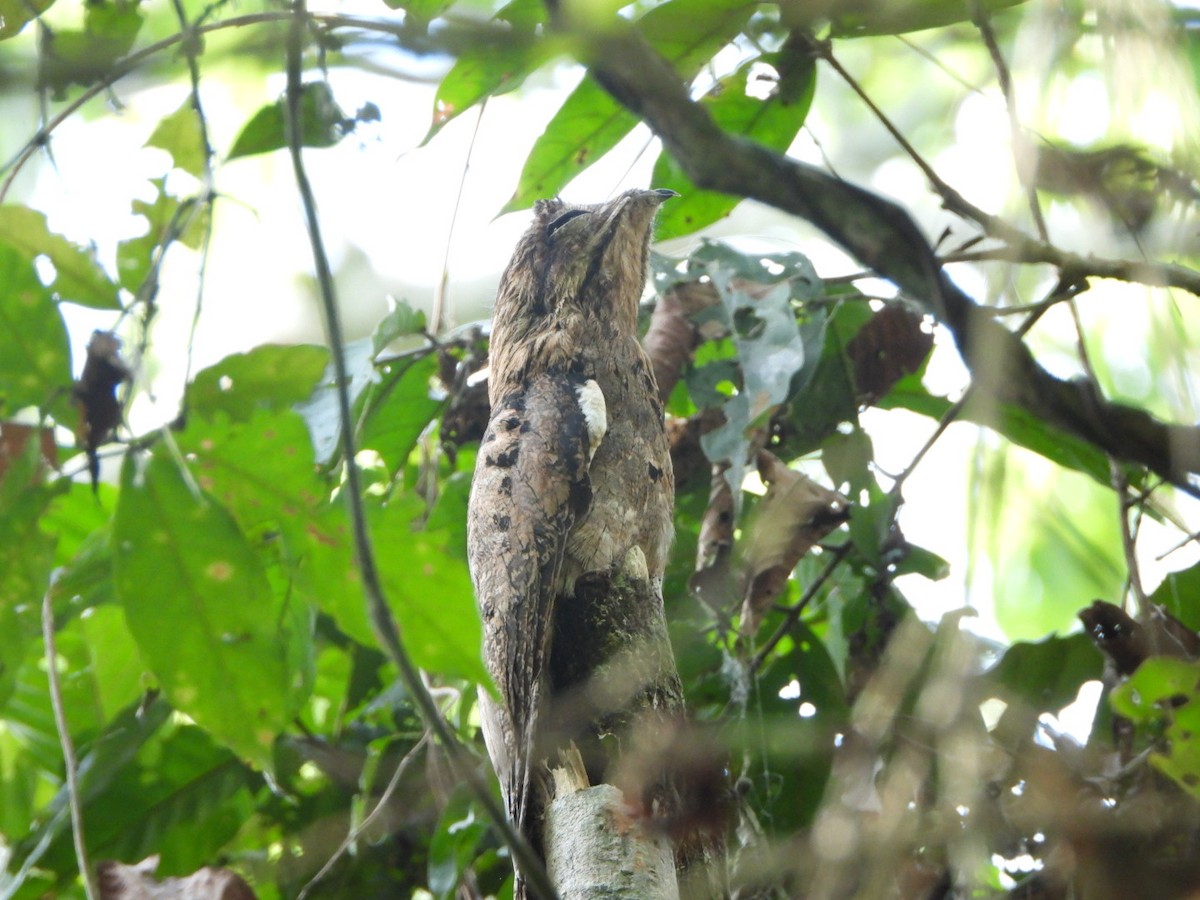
[281,10,555,897]
[970,0,1048,241]
[431,99,486,336]
[750,543,852,675]
[42,587,99,900]
[298,735,429,900]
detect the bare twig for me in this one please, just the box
[42,587,99,900]
[432,100,486,336]
[281,10,555,897]
[298,735,430,900]
[750,543,852,675]
[970,1,1048,241]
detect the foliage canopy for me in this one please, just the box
[2,0,1200,897]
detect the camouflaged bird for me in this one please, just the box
[467,189,677,893]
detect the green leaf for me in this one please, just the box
[506,0,754,211]
[227,82,349,160]
[1110,657,1200,799]
[55,723,253,876]
[147,100,208,178]
[359,355,443,477]
[428,788,488,898]
[653,52,816,240]
[0,245,71,418]
[117,178,208,292]
[177,406,324,530]
[372,496,487,685]
[1149,562,1200,632]
[425,0,547,140]
[41,0,144,95]
[0,207,119,309]
[986,633,1103,714]
[0,0,56,40]
[372,300,427,356]
[6,696,171,889]
[828,0,1028,36]
[781,295,873,458]
[1110,657,1200,722]
[188,344,329,422]
[690,242,818,490]
[114,452,304,769]
[297,337,380,464]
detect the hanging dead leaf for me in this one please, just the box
[688,462,737,613]
[0,421,58,483]
[739,450,848,639]
[97,856,257,900]
[846,302,932,404]
[1079,599,1200,677]
[73,330,130,490]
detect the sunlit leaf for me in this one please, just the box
[227,82,351,160]
[114,452,304,769]
[653,52,816,239]
[425,0,547,141]
[41,0,143,95]
[117,178,209,293]
[1149,562,1200,632]
[188,344,329,422]
[506,0,754,211]
[147,100,208,177]
[0,0,55,40]
[359,354,443,477]
[827,0,1029,36]
[372,300,427,355]
[0,207,119,309]
[372,496,488,685]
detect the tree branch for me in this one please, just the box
[571,23,1200,494]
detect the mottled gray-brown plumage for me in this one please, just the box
[467,189,676,894]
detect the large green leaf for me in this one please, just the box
[227,82,356,160]
[424,0,547,142]
[825,0,1029,36]
[45,723,254,877]
[1110,657,1200,800]
[0,244,72,418]
[0,0,56,39]
[359,354,444,477]
[187,344,329,422]
[985,632,1103,714]
[1149,561,1200,632]
[0,207,119,309]
[147,100,208,178]
[4,696,171,892]
[113,452,305,769]
[372,496,487,685]
[506,0,754,210]
[653,52,816,239]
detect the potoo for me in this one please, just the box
[467,189,677,893]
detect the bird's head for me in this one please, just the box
[487,188,675,396]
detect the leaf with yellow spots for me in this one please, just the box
[0,243,71,419]
[113,452,307,770]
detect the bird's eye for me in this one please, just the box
[547,209,589,236]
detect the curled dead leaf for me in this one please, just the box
[739,450,848,638]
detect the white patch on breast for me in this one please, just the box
[574,379,607,462]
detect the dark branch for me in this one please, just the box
[573,24,1200,494]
